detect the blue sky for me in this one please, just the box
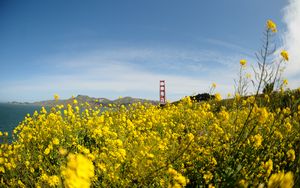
[0,0,299,102]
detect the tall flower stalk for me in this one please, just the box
[235,59,250,96]
[234,20,289,148]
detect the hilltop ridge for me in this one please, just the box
[8,95,159,107]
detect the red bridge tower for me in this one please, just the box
[159,80,166,104]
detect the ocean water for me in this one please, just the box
[0,103,42,142]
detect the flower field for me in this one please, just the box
[0,20,299,187]
[0,92,300,187]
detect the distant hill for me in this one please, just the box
[28,95,159,107]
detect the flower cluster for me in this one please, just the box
[0,90,299,187]
[268,171,294,188]
[61,154,94,188]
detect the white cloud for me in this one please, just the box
[283,0,300,89]
[51,47,240,72]
[1,46,251,102]
[205,38,255,57]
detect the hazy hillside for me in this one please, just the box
[30,95,159,107]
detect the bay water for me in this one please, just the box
[0,103,42,142]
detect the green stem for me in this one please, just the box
[234,29,270,145]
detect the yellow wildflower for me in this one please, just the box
[25,160,30,167]
[286,149,295,161]
[0,158,4,164]
[203,171,213,184]
[41,173,49,181]
[212,83,217,88]
[283,79,288,85]
[274,131,283,140]
[54,94,60,101]
[267,19,277,32]
[281,50,289,61]
[167,168,188,187]
[48,175,60,186]
[18,180,25,188]
[52,138,60,145]
[284,122,292,132]
[268,171,294,188]
[240,59,247,66]
[258,108,269,124]
[73,99,78,105]
[263,159,273,176]
[0,166,5,173]
[239,179,248,188]
[174,174,188,186]
[215,93,222,101]
[253,134,263,148]
[61,153,94,188]
[44,148,50,155]
[187,133,194,142]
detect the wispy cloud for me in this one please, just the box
[204,38,255,57]
[1,45,251,102]
[283,0,300,88]
[50,46,241,73]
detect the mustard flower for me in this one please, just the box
[54,94,60,101]
[203,171,213,184]
[0,167,5,173]
[268,171,294,188]
[215,93,222,101]
[44,148,50,155]
[253,134,263,148]
[246,73,251,79]
[18,180,25,187]
[41,173,49,181]
[240,59,247,66]
[263,159,273,176]
[167,168,188,187]
[0,158,4,164]
[61,153,94,188]
[30,167,34,173]
[239,179,248,188]
[258,108,269,124]
[52,138,60,145]
[284,122,292,132]
[287,149,295,161]
[187,133,194,142]
[48,175,60,186]
[281,50,289,61]
[267,19,277,32]
[73,99,78,105]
